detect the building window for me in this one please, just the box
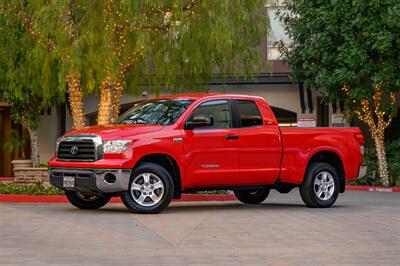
[266,2,290,60]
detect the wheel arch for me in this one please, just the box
[306,150,346,193]
[135,153,182,199]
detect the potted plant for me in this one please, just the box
[3,129,33,170]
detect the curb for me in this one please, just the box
[0,185,399,204]
[346,185,400,193]
[0,193,236,204]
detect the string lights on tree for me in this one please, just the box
[97,0,199,125]
[342,84,396,186]
[8,0,264,133]
[66,74,85,129]
[16,2,86,130]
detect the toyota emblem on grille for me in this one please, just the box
[70,146,79,155]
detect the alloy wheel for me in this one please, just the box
[130,173,164,207]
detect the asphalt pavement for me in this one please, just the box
[0,189,399,265]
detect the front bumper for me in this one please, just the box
[49,167,132,194]
[357,164,367,179]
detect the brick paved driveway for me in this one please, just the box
[0,190,399,265]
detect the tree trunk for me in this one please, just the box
[28,127,40,165]
[109,82,124,123]
[97,79,113,125]
[66,73,85,129]
[342,84,394,186]
[372,130,390,186]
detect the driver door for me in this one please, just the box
[183,100,239,188]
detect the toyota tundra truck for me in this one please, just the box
[48,94,366,213]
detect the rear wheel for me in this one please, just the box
[65,190,110,209]
[300,162,339,208]
[234,188,270,204]
[121,162,174,214]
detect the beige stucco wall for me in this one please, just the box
[209,83,301,114]
[82,83,303,115]
[38,106,62,161]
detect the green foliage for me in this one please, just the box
[278,0,400,115]
[10,0,268,96]
[122,0,267,94]
[350,139,400,187]
[33,162,48,168]
[2,129,29,159]
[386,140,400,186]
[0,1,64,130]
[0,182,64,195]
[350,147,378,186]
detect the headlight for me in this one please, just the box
[103,140,132,154]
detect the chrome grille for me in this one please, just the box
[56,135,103,162]
[57,140,96,161]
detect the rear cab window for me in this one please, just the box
[236,100,263,127]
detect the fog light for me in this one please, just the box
[104,173,116,184]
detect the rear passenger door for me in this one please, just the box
[235,99,282,185]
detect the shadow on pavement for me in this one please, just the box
[54,201,351,215]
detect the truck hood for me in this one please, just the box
[65,124,163,140]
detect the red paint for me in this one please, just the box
[49,94,364,191]
[0,177,13,182]
[346,185,400,193]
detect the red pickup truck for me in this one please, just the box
[49,94,366,213]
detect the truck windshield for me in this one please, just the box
[115,99,194,126]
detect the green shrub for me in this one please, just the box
[350,147,378,186]
[33,162,48,168]
[350,139,400,186]
[0,182,64,195]
[386,140,400,187]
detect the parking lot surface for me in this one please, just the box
[0,190,399,265]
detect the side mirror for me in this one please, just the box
[185,114,213,129]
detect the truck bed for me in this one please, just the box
[278,127,363,184]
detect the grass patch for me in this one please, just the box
[0,182,64,195]
[0,182,229,196]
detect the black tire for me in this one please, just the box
[120,162,174,214]
[65,190,110,209]
[300,162,340,208]
[234,188,270,204]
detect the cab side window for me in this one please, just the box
[190,100,231,129]
[236,100,263,127]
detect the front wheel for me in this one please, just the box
[300,162,340,208]
[120,162,174,214]
[234,188,270,204]
[65,190,110,209]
